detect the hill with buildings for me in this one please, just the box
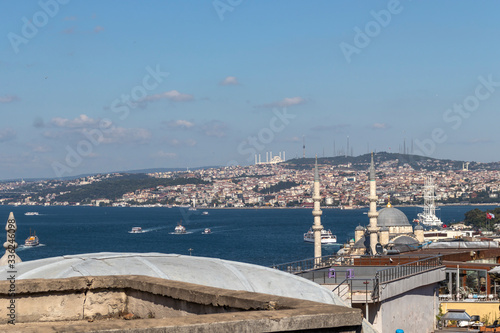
[0,152,499,207]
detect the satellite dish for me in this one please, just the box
[375,243,383,255]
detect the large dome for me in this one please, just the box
[377,207,410,227]
[1,252,341,305]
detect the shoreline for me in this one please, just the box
[2,203,499,209]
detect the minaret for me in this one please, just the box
[366,153,379,255]
[0,212,22,266]
[312,157,324,262]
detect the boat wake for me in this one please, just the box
[169,231,194,235]
[17,244,46,251]
[128,226,169,234]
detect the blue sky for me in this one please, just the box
[1,0,500,179]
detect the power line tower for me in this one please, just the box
[302,135,306,159]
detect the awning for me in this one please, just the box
[441,309,471,321]
[489,266,500,274]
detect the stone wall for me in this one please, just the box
[0,275,363,333]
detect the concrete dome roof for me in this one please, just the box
[1,252,342,306]
[377,207,410,227]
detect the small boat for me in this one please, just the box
[130,227,143,233]
[202,211,209,215]
[25,212,39,216]
[202,228,211,234]
[303,228,337,244]
[174,222,186,234]
[25,230,39,246]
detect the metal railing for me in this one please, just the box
[375,255,443,285]
[271,254,342,274]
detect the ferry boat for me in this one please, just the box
[25,230,39,246]
[303,228,337,244]
[25,212,39,216]
[202,228,211,234]
[174,222,186,234]
[130,227,143,233]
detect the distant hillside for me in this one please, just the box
[284,152,499,171]
[44,174,209,203]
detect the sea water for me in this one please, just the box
[0,205,497,267]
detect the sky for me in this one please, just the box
[1,0,500,180]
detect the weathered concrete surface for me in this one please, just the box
[373,284,438,333]
[378,266,445,301]
[0,275,363,332]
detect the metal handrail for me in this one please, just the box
[376,255,443,284]
[271,254,340,274]
[331,277,349,294]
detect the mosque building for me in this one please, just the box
[348,153,424,256]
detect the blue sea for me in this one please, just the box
[1,205,498,267]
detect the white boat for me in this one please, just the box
[202,228,211,234]
[25,230,39,246]
[25,212,39,216]
[417,177,443,227]
[174,222,186,234]
[130,227,143,233]
[202,211,209,215]
[303,228,337,244]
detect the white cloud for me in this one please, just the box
[99,127,152,144]
[142,90,194,102]
[51,114,99,128]
[0,128,16,142]
[371,123,390,130]
[165,119,195,129]
[257,97,306,108]
[0,95,19,103]
[220,76,239,86]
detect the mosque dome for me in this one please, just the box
[377,207,410,227]
[355,225,365,231]
[414,224,424,230]
[392,235,419,245]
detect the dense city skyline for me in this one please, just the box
[2,1,500,180]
